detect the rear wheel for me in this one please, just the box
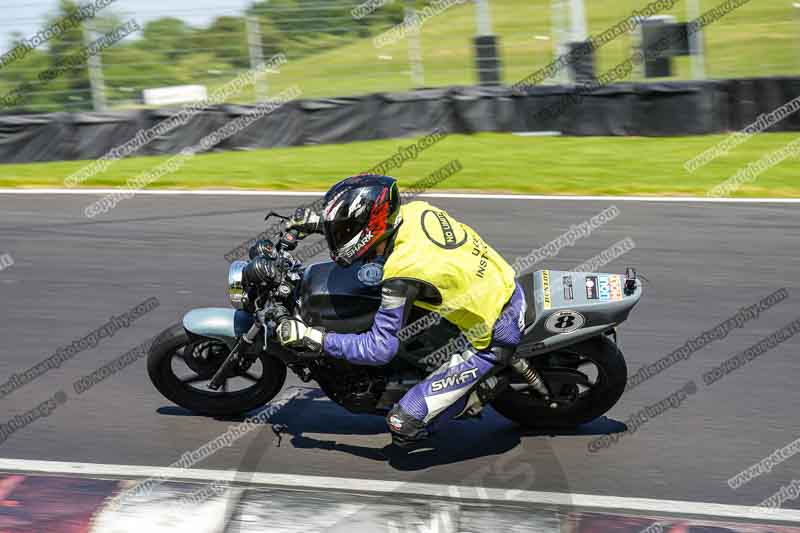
[491,335,627,428]
[147,324,286,417]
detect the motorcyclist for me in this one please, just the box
[276,174,527,447]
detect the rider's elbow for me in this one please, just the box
[367,335,399,365]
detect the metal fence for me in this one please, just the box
[0,0,798,113]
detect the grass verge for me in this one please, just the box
[0,131,798,197]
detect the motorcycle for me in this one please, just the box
[147,212,642,429]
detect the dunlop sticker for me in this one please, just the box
[542,269,551,310]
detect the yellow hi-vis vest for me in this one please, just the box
[383,201,516,349]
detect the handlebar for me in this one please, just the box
[243,212,308,313]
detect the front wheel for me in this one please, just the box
[147,323,287,417]
[491,335,627,428]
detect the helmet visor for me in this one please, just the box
[323,189,374,265]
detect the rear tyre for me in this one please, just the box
[491,335,627,428]
[147,323,286,417]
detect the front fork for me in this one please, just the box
[208,307,286,390]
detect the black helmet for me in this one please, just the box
[322,174,401,266]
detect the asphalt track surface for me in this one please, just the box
[0,192,798,511]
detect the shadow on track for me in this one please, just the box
[154,388,626,471]
[165,386,628,532]
[276,414,626,471]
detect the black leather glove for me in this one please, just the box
[287,208,322,239]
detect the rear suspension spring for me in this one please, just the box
[510,358,550,399]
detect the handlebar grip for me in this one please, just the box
[243,320,262,344]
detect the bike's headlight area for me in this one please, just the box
[228,260,249,309]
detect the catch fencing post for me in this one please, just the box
[568,0,588,42]
[475,0,493,36]
[82,21,107,111]
[247,16,268,101]
[405,1,425,88]
[686,0,706,79]
[551,0,570,84]
[566,0,595,82]
[473,0,502,84]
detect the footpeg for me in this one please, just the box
[457,374,510,419]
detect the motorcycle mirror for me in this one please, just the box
[264,211,291,223]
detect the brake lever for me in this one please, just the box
[262,301,291,351]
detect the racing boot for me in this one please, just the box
[387,404,430,448]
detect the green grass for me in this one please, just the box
[1,131,798,197]
[229,0,800,101]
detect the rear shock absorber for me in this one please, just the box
[510,357,551,400]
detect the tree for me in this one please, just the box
[141,18,190,62]
[192,16,249,69]
[43,0,93,110]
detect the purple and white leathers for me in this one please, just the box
[284,260,526,445]
[384,283,527,444]
[324,278,527,445]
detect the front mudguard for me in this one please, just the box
[182,307,254,349]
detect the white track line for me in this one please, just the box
[0,188,799,203]
[0,458,796,523]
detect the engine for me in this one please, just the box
[309,358,388,414]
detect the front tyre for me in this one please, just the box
[491,335,627,428]
[147,323,286,417]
